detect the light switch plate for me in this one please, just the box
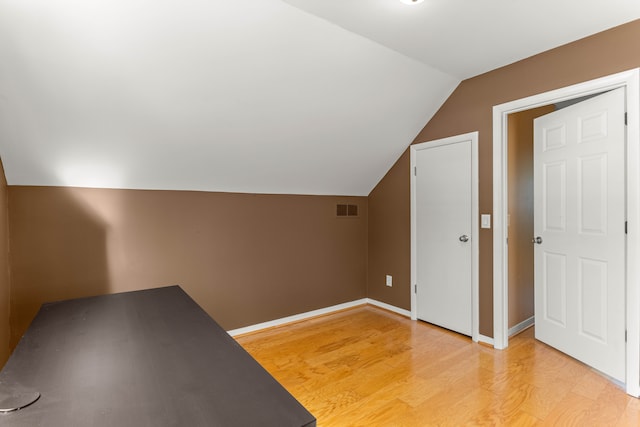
[385,275,392,287]
[481,214,491,229]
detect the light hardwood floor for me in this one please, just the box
[235,305,640,426]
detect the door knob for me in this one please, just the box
[532,236,543,244]
[459,235,469,242]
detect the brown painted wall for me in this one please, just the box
[507,106,554,329]
[367,19,640,337]
[0,160,9,368]
[8,187,367,348]
[367,151,410,308]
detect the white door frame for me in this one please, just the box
[492,68,640,397]
[411,131,479,342]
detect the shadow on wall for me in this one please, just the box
[8,186,111,350]
[7,187,369,352]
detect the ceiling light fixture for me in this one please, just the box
[400,0,424,4]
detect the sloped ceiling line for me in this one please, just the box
[0,0,637,195]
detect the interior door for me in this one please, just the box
[415,139,472,336]
[533,88,626,381]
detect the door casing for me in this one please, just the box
[492,68,640,397]
[410,131,479,343]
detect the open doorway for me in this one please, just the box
[492,68,640,397]
[506,105,554,337]
[506,94,607,338]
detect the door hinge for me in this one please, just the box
[625,112,628,125]
[625,330,627,342]
[414,167,417,176]
[414,284,417,293]
[625,221,628,234]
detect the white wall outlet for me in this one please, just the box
[481,214,491,229]
[385,275,393,287]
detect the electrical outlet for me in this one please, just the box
[385,275,393,287]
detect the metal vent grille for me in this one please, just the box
[336,204,358,217]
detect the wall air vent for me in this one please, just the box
[336,204,358,218]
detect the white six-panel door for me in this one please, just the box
[533,88,626,381]
[415,138,473,336]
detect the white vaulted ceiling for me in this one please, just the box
[0,1,638,196]
[284,0,640,80]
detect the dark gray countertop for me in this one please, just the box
[0,286,315,427]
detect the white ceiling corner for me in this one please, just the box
[283,0,640,80]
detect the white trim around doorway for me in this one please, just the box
[492,68,640,397]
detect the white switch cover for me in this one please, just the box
[385,275,392,287]
[481,214,491,229]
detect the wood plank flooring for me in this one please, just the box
[235,305,640,426]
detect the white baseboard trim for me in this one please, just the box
[478,334,495,346]
[227,298,412,337]
[228,296,505,349]
[227,299,367,337]
[366,298,411,318]
[508,316,535,337]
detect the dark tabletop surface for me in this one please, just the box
[0,286,316,427]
